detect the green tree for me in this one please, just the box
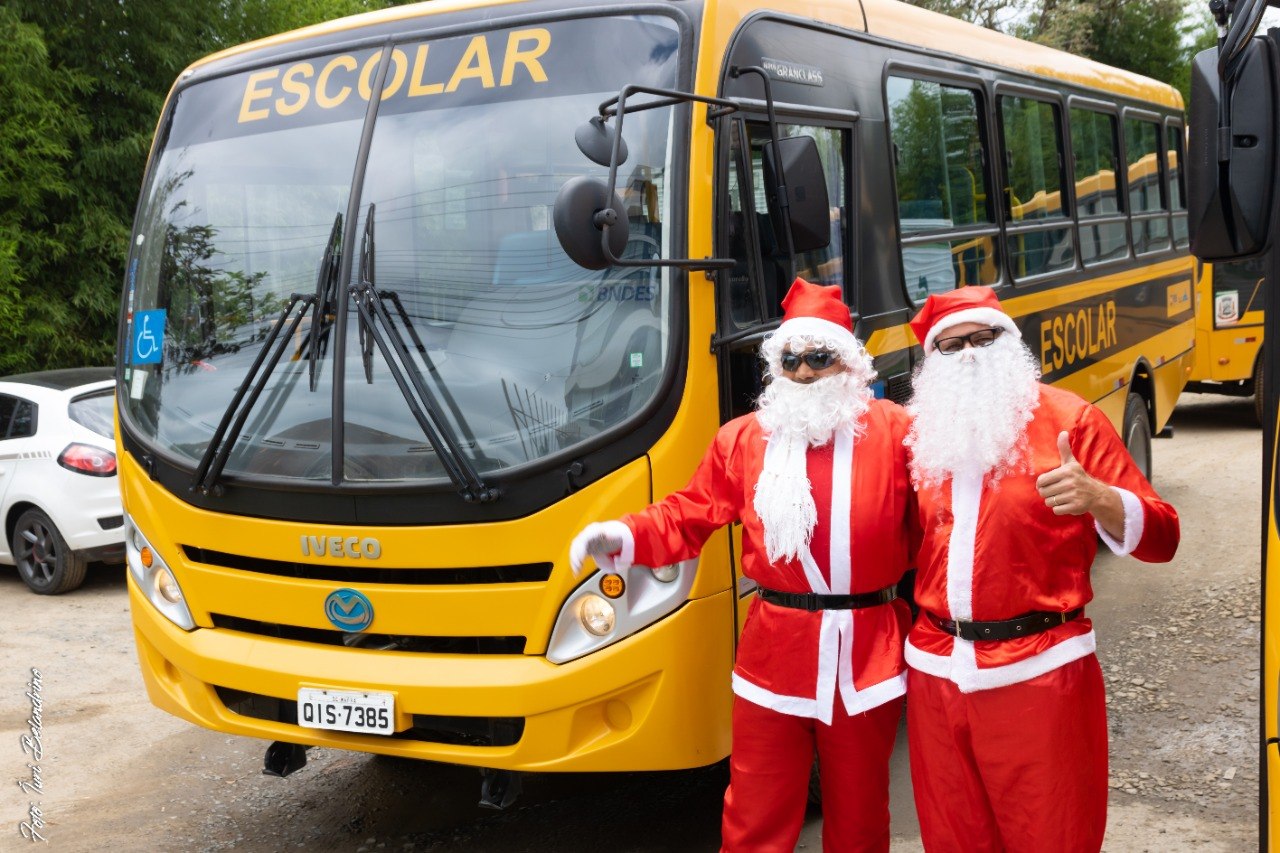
[906,0,1216,106]
[4,0,397,373]
[908,0,1025,30]
[1020,1,1189,98]
[0,7,93,373]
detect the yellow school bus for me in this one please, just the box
[1185,258,1265,422]
[117,0,1192,794]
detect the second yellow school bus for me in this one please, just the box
[117,0,1192,792]
[1185,258,1265,422]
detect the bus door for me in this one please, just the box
[713,112,852,633]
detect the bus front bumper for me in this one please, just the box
[129,577,734,772]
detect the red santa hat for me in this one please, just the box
[909,286,1021,354]
[774,277,855,349]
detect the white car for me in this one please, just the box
[0,368,124,594]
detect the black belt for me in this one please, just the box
[928,607,1084,642]
[756,585,898,611]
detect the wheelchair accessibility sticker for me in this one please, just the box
[131,309,166,365]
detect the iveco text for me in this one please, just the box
[300,535,381,559]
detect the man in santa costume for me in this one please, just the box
[903,285,1180,852]
[570,277,914,852]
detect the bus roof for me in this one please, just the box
[184,0,1182,111]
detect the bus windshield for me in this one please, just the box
[121,14,680,485]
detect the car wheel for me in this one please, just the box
[1123,393,1153,483]
[12,508,87,594]
[1254,353,1264,427]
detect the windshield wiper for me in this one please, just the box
[192,213,345,495]
[299,212,342,391]
[191,292,315,496]
[350,205,500,503]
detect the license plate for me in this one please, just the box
[297,687,394,735]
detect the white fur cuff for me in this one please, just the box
[1096,487,1144,556]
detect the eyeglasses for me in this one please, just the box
[780,350,840,372]
[934,327,1003,355]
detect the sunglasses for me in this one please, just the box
[780,350,840,372]
[934,327,1003,355]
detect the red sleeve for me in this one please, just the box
[622,422,746,568]
[1072,403,1180,563]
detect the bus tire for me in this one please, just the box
[1122,393,1153,483]
[1254,354,1264,427]
[12,508,87,595]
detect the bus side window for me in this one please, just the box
[725,122,762,328]
[1166,123,1189,249]
[1214,257,1268,324]
[886,75,998,301]
[999,94,1075,280]
[717,120,849,421]
[746,124,847,309]
[723,121,849,326]
[1070,107,1128,266]
[1124,117,1171,255]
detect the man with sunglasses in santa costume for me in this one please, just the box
[903,285,1180,852]
[571,277,914,852]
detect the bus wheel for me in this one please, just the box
[12,508,87,594]
[1123,393,1153,482]
[1254,354,1264,426]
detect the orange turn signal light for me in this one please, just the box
[140,546,154,568]
[600,573,625,599]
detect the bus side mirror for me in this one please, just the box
[762,135,832,255]
[553,176,629,271]
[1188,41,1278,260]
[574,116,629,168]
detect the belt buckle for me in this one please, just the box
[951,619,963,639]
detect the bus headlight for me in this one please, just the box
[579,595,616,635]
[547,558,699,664]
[650,563,679,583]
[124,513,195,631]
[154,566,184,604]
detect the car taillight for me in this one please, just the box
[57,443,117,477]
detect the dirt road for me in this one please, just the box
[0,392,1260,851]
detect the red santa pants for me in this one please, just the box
[721,693,902,853]
[906,655,1108,853]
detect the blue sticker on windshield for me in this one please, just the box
[131,309,166,365]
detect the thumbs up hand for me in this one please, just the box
[1035,431,1107,516]
[1056,431,1076,467]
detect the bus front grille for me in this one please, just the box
[210,614,526,654]
[213,686,525,746]
[184,546,552,585]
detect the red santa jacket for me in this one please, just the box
[905,384,1180,693]
[617,399,914,723]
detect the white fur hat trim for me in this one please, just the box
[922,307,1020,354]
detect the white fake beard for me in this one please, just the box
[754,373,873,564]
[905,335,1041,488]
